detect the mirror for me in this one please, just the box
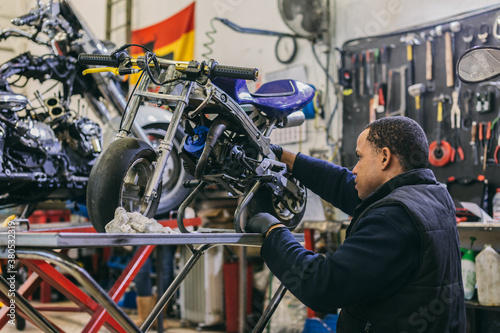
[457,46,500,83]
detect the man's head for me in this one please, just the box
[352,117,428,199]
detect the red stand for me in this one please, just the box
[0,218,201,332]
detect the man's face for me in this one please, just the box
[352,129,386,200]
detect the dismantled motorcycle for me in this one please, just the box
[80,48,315,232]
[0,0,191,216]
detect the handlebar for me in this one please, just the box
[210,64,258,81]
[11,13,40,26]
[78,54,120,67]
[77,53,259,81]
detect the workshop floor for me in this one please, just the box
[2,301,224,333]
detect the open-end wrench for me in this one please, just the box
[386,65,407,117]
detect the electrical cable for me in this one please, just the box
[311,43,341,150]
[118,69,145,132]
[202,18,218,60]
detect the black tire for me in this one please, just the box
[246,181,307,232]
[142,125,193,218]
[86,138,160,233]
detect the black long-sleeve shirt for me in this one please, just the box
[260,154,421,313]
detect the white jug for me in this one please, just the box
[476,245,500,306]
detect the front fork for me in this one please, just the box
[116,75,194,208]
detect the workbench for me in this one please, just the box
[0,221,303,332]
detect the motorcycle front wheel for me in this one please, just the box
[87,138,161,233]
[143,125,193,218]
[246,180,307,231]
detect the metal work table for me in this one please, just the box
[2,230,281,248]
[0,224,303,333]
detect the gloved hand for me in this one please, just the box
[246,212,283,235]
[270,144,283,161]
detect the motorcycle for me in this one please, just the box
[79,48,315,233]
[0,0,191,216]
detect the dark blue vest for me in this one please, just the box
[339,169,466,333]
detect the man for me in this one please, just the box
[246,117,466,332]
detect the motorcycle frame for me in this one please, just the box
[115,63,302,231]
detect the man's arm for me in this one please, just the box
[260,206,421,313]
[286,152,361,215]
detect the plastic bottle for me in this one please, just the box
[493,188,500,221]
[475,245,500,306]
[461,237,476,300]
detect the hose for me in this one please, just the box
[194,117,229,179]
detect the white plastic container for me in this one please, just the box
[475,245,500,306]
[461,249,476,300]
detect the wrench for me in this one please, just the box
[478,22,490,44]
[462,25,474,49]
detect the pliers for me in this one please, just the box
[494,119,500,165]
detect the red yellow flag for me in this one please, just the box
[130,2,195,83]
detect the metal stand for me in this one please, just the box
[0,230,302,332]
[0,274,59,332]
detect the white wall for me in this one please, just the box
[3,0,500,159]
[335,0,500,45]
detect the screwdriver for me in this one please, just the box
[471,121,478,165]
[484,121,492,173]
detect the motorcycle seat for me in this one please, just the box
[214,78,315,119]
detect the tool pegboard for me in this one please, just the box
[340,5,500,214]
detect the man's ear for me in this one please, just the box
[380,147,391,170]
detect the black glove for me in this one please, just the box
[270,144,283,161]
[246,212,283,234]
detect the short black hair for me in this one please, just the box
[362,116,429,170]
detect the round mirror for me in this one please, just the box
[457,46,500,83]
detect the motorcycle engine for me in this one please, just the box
[57,117,102,157]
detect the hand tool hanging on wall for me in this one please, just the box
[471,121,479,166]
[369,83,379,123]
[429,94,453,167]
[479,121,484,167]
[359,51,365,97]
[478,22,491,44]
[386,65,407,117]
[462,89,473,129]
[400,33,420,87]
[420,30,436,92]
[435,21,461,88]
[483,121,492,173]
[351,53,359,97]
[408,83,426,126]
[365,50,372,95]
[494,122,500,165]
[450,89,464,162]
[462,25,474,49]
[376,46,391,115]
[369,49,384,121]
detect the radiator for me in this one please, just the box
[179,246,224,327]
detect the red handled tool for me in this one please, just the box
[493,120,500,165]
[483,121,492,172]
[429,95,453,167]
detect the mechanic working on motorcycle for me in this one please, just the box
[245,116,466,332]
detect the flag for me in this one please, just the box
[130,2,195,83]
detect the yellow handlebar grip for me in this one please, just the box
[83,67,120,76]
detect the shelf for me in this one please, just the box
[466,299,500,312]
[457,222,500,231]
